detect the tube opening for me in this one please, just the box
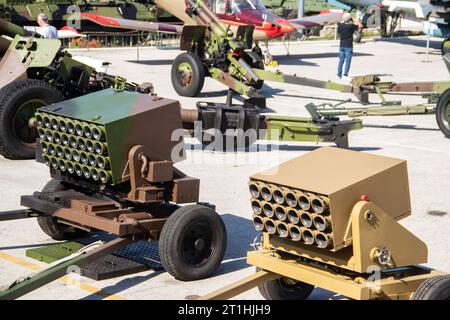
[261,186,272,201]
[289,225,302,241]
[300,212,312,228]
[264,219,276,234]
[298,195,311,211]
[263,203,274,218]
[277,223,289,238]
[249,183,260,199]
[275,206,287,221]
[286,192,297,207]
[287,209,300,225]
[273,189,285,205]
[302,229,315,245]
[253,216,265,231]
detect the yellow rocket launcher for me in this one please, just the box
[249,147,427,273]
[201,148,448,300]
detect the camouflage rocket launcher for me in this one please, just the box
[201,148,450,300]
[0,18,154,160]
[171,0,450,106]
[3,88,228,291]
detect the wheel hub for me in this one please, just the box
[181,222,214,266]
[13,99,46,147]
[177,62,193,87]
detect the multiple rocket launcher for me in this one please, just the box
[248,147,412,254]
[250,181,334,250]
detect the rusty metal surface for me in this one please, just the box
[20,191,169,237]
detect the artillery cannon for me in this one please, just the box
[0,18,154,160]
[171,0,450,111]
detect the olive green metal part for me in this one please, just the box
[5,35,61,68]
[253,68,348,91]
[308,103,436,118]
[264,115,363,147]
[262,0,332,17]
[0,237,132,301]
[26,242,85,264]
[0,1,167,29]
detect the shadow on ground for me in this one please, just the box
[127,59,174,65]
[375,37,442,50]
[273,52,373,66]
[364,124,440,132]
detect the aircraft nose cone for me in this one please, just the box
[278,19,295,34]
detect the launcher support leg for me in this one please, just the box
[198,270,278,300]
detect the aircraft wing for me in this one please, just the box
[24,26,86,39]
[80,13,183,34]
[288,12,344,30]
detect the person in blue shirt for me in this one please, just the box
[36,13,58,39]
[337,13,363,81]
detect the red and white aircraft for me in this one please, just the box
[81,0,343,42]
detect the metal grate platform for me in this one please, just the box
[113,241,163,271]
[80,254,149,281]
[26,233,163,280]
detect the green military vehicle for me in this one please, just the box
[0,0,176,29]
[262,0,332,19]
[0,18,156,159]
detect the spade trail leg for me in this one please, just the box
[0,237,133,300]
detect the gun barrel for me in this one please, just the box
[186,0,228,37]
[0,19,34,38]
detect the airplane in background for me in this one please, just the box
[81,0,344,61]
[23,25,85,39]
[383,0,450,38]
[329,0,450,42]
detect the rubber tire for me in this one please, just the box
[36,179,88,241]
[159,204,227,281]
[436,88,450,138]
[243,51,265,90]
[0,79,65,159]
[258,271,314,300]
[412,276,450,300]
[171,53,205,97]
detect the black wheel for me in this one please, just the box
[243,52,265,90]
[171,52,205,97]
[251,46,263,60]
[412,276,450,300]
[0,79,65,159]
[36,179,88,241]
[159,204,227,281]
[258,270,314,300]
[436,88,450,138]
[441,38,450,55]
[353,30,362,43]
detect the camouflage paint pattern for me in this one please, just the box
[0,1,174,29]
[262,0,332,18]
[36,88,183,185]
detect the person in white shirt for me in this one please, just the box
[36,13,58,39]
